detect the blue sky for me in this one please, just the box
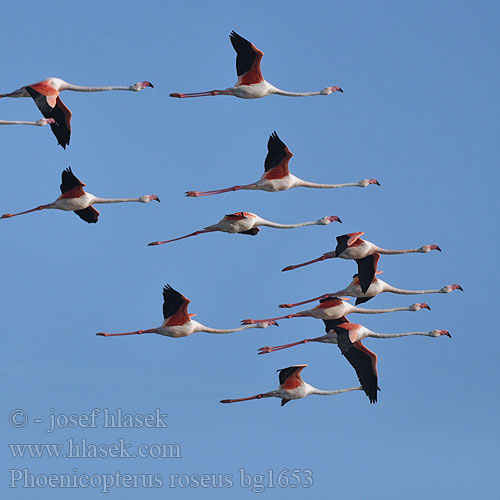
[1,1,498,498]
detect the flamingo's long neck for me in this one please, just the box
[63,84,133,92]
[348,305,415,314]
[310,386,363,396]
[368,331,432,339]
[259,218,322,229]
[371,245,421,255]
[297,180,362,189]
[199,323,263,334]
[271,88,324,97]
[92,197,143,204]
[383,285,441,295]
[0,120,39,126]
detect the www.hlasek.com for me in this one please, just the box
[9,469,313,493]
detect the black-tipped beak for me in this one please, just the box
[458,286,463,291]
[375,180,380,186]
[447,332,452,338]
[338,88,344,93]
[155,197,160,202]
[149,83,155,88]
[337,218,343,223]
[437,246,442,252]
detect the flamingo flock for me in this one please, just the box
[2,30,460,409]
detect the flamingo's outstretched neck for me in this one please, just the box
[148,229,215,246]
[282,252,335,272]
[349,303,430,314]
[272,86,343,97]
[368,330,451,339]
[96,328,158,337]
[385,284,463,295]
[373,244,441,255]
[200,321,277,334]
[63,82,154,93]
[259,216,341,230]
[312,386,363,396]
[297,179,379,189]
[92,195,160,205]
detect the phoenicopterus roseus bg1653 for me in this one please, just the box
[185,132,379,197]
[241,296,430,324]
[279,273,463,308]
[220,364,362,406]
[97,285,278,339]
[282,232,441,293]
[147,212,341,246]
[170,31,343,100]
[1,167,159,224]
[0,78,153,148]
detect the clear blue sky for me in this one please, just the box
[1,1,498,498]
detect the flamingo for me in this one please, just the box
[185,132,379,197]
[97,284,277,338]
[258,320,451,403]
[1,167,159,224]
[282,232,441,293]
[241,296,430,325]
[147,212,341,246]
[0,118,54,126]
[220,364,362,406]
[0,78,153,148]
[170,31,343,100]
[279,274,463,308]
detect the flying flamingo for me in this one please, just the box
[97,284,277,338]
[279,273,463,308]
[220,364,362,406]
[185,132,379,197]
[241,296,430,325]
[0,78,153,148]
[170,31,343,100]
[147,212,341,246]
[0,118,54,126]
[1,167,159,224]
[258,320,451,403]
[282,232,441,293]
